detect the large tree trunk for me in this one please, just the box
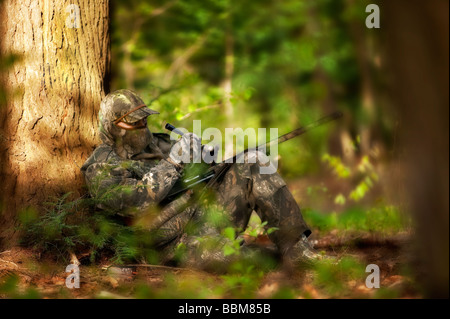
[382,0,449,297]
[0,0,110,247]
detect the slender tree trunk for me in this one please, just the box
[222,20,235,124]
[0,0,110,247]
[346,0,378,156]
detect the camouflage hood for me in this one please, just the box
[99,89,159,159]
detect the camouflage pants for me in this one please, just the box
[154,153,311,268]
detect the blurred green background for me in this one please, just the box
[110,0,393,179]
[2,0,448,299]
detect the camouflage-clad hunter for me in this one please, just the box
[81,89,321,270]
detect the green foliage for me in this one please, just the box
[20,193,84,255]
[349,156,379,201]
[0,274,41,299]
[19,193,158,265]
[311,256,366,296]
[303,205,410,235]
[270,286,298,299]
[322,153,380,203]
[222,227,241,256]
[244,220,279,238]
[220,264,265,298]
[322,154,351,178]
[334,193,346,205]
[110,0,389,178]
[303,209,339,233]
[373,287,400,299]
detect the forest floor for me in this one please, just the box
[0,170,424,299]
[0,231,422,299]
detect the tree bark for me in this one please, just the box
[382,0,449,298]
[0,0,110,247]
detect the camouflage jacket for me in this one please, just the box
[81,133,181,215]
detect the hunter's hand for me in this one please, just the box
[169,133,202,164]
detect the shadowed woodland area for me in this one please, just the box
[0,0,448,299]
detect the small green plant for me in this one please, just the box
[19,191,159,265]
[222,227,243,257]
[322,154,379,203]
[19,193,86,259]
[322,154,351,178]
[244,220,279,239]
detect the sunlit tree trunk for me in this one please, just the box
[0,0,110,247]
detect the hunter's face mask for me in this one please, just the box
[113,107,157,157]
[119,122,153,157]
[98,89,160,159]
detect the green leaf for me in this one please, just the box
[222,227,235,240]
[223,245,236,256]
[334,194,346,205]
